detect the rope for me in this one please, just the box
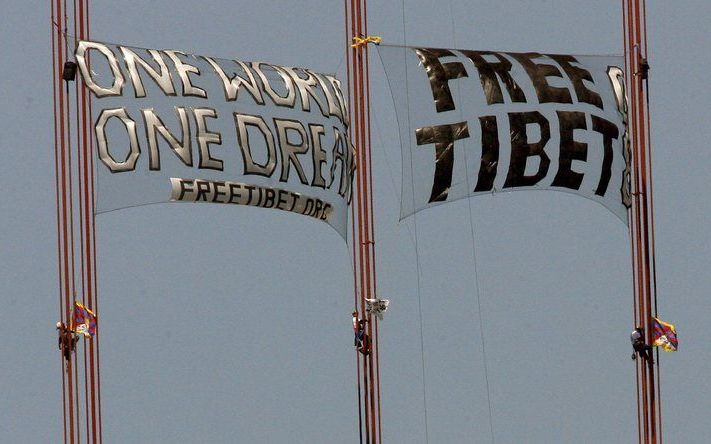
[69,3,92,442]
[351,35,382,48]
[445,2,495,441]
[356,353,364,444]
[401,2,429,442]
[58,0,79,440]
[370,106,419,255]
[345,1,365,442]
[87,1,105,434]
[622,4,644,443]
[640,2,663,441]
[361,4,384,438]
[79,0,102,440]
[50,0,69,440]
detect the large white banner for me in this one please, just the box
[76,40,354,239]
[378,45,630,223]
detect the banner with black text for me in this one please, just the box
[378,44,630,223]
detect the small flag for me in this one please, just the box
[365,298,390,320]
[652,317,677,352]
[73,300,97,338]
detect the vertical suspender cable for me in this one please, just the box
[361,3,383,436]
[62,0,83,437]
[71,4,91,444]
[82,0,104,439]
[53,0,80,440]
[54,0,101,441]
[636,2,658,436]
[625,1,647,440]
[63,2,80,440]
[622,4,643,444]
[76,0,102,440]
[345,2,366,443]
[640,2,663,440]
[347,0,381,441]
[353,0,372,440]
[51,0,69,442]
[625,0,661,442]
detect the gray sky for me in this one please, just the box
[1,0,710,442]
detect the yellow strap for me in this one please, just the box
[351,35,382,48]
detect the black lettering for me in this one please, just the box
[474,115,499,192]
[414,48,467,112]
[549,55,603,109]
[195,180,210,201]
[320,203,332,220]
[591,115,618,196]
[264,188,276,208]
[416,121,470,202]
[178,179,193,200]
[504,111,551,188]
[277,189,290,210]
[228,183,242,203]
[551,111,587,190]
[303,198,314,215]
[252,186,264,207]
[510,53,572,104]
[288,192,299,212]
[212,181,226,203]
[244,185,256,204]
[460,50,526,105]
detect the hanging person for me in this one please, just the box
[631,327,653,362]
[352,311,370,354]
[56,321,79,365]
[353,311,364,348]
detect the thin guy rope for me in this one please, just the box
[446,1,495,441]
[401,1,429,442]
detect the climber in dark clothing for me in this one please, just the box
[631,327,653,363]
[57,321,78,364]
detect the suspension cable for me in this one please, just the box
[346,1,366,442]
[621,5,644,443]
[51,0,70,441]
[625,0,662,441]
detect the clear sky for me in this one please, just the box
[1,1,710,442]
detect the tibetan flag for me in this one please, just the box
[652,317,678,352]
[73,300,97,338]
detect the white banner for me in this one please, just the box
[378,45,630,223]
[76,40,354,239]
